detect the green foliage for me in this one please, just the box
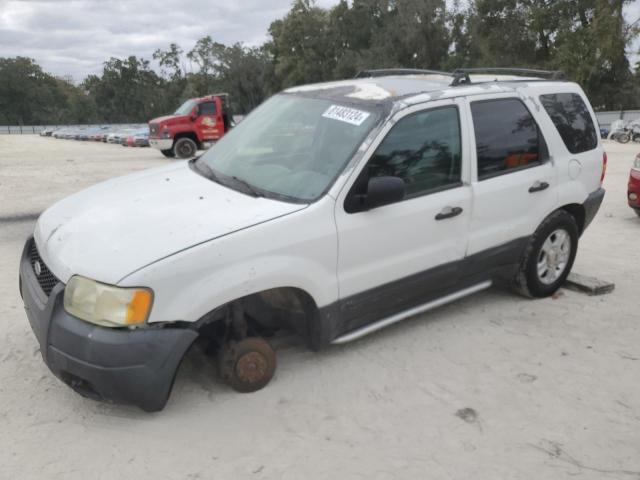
[82,56,168,122]
[0,57,96,125]
[1,0,638,124]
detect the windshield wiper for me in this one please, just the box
[191,159,262,198]
[230,176,263,198]
[192,158,220,182]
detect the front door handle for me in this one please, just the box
[529,181,550,193]
[435,206,463,220]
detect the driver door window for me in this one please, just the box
[199,102,216,116]
[367,106,462,198]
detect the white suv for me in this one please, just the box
[20,68,606,411]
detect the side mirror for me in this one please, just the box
[189,107,198,122]
[347,176,406,213]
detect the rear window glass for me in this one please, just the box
[540,93,598,154]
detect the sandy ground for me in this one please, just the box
[0,135,639,480]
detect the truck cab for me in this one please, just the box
[148,94,232,159]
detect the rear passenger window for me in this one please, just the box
[471,98,546,180]
[367,106,461,197]
[540,93,598,154]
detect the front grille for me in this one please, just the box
[29,241,59,296]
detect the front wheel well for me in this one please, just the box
[173,131,200,148]
[559,204,586,235]
[194,287,320,348]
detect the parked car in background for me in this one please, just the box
[125,129,150,147]
[40,127,56,137]
[148,93,233,159]
[133,131,150,147]
[629,153,640,217]
[52,128,67,139]
[106,132,121,144]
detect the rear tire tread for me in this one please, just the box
[513,209,579,298]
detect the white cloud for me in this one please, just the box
[0,0,315,81]
[1,0,638,81]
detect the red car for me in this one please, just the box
[629,153,640,217]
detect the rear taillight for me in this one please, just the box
[601,152,607,184]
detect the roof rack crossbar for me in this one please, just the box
[450,68,566,86]
[355,68,453,79]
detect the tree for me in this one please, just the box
[0,57,96,125]
[2,0,640,125]
[267,0,335,89]
[82,56,166,122]
[215,44,272,113]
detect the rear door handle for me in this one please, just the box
[529,181,550,193]
[435,206,463,220]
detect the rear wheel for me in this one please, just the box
[634,209,640,218]
[173,137,198,159]
[218,337,276,393]
[160,149,175,158]
[514,210,578,298]
[617,132,631,144]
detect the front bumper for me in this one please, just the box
[628,169,640,210]
[19,238,197,412]
[149,138,173,150]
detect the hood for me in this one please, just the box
[149,114,184,126]
[34,161,307,285]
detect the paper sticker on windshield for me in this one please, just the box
[322,105,370,126]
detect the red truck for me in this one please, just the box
[148,93,232,159]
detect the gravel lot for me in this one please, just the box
[1,136,639,480]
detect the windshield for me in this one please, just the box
[174,99,198,115]
[197,94,380,202]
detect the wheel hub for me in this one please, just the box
[537,228,571,285]
[235,352,268,384]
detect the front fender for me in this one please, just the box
[119,199,338,325]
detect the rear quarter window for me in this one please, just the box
[539,93,598,154]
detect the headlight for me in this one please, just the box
[633,154,640,171]
[64,275,153,327]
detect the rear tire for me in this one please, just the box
[513,210,578,298]
[634,209,640,218]
[617,132,631,144]
[161,149,175,158]
[173,137,198,159]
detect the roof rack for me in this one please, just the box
[355,68,453,79]
[450,68,566,86]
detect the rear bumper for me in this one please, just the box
[19,238,197,412]
[582,187,605,231]
[149,138,173,150]
[628,169,640,209]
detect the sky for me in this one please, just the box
[0,0,639,82]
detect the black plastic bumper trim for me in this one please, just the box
[582,187,605,231]
[19,237,198,412]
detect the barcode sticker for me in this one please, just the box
[322,105,371,126]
